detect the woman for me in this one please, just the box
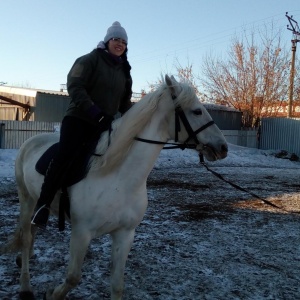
[31,21,133,229]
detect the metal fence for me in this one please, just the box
[1,119,300,158]
[0,121,60,149]
[260,118,300,157]
[0,120,257,149]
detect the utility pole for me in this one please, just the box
[286,12,300,117]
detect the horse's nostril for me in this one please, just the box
[221,144,228,152]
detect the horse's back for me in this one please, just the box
[17,133,59,163]
[20,133,59,153]
[15,133,60,195]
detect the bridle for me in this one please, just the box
[134,94,215,150]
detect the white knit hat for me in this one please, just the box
[104,21,128,44]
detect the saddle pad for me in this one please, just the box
[35,142,90,187]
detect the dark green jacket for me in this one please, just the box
[66,48,132,125]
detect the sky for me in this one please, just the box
[0,0,299,95]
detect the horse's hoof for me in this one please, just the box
[44,288,54,300]
[19,290,35,300]
[44,290,69,300]
[16,255,22,268]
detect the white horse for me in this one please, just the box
[1,75,228,300]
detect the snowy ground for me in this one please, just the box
[1,144,300,300]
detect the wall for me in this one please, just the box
[34,93,70,122]
[222,129,258,148]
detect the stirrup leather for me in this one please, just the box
[31,204,50,228]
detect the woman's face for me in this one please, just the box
[108,38,127,56]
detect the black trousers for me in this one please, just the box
[37,116,101,207]
[55,116,101,166]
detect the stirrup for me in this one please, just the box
[31,205,50,229]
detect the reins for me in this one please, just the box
[134,137,197,150]
[199,154,300,214]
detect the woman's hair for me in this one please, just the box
[104,41,132,105]
[104,41,130,71]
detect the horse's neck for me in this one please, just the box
[119,115,169,184]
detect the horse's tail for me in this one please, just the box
[0,226,23,254]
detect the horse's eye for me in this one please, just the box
[193,109,202,115]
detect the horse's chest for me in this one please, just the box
[71,185,148,231]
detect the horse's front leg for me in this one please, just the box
[110,229,135,300]
[45,229,91,300]
[18,224,34,299]
[18,197,38,300]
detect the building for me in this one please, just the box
[203,103,242,130]
[0,86,70,122]
[0,86,243,130]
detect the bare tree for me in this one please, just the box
[147,61,207,102]
[201,24,298,127]
[175,60,207,101]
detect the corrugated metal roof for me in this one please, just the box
[203,103,240,112]
[0,85,69,97]
[37,90,69,96]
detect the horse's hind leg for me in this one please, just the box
[46,229,91,300]
[110,229,135,300]
[16,225,37,267]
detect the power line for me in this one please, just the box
[131,11,300,64]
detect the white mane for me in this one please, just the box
[89,79,197,173]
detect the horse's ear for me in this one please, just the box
[165,75,181,99]
[170,75,177,82]
[165,74,172,86]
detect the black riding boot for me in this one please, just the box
[31,160,65,229]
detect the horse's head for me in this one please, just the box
[165,75,228,161]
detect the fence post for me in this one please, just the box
[0,123,5,149]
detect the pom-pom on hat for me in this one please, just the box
[104,21,128,44]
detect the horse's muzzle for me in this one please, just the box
[200,143,228,161]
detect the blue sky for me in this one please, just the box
[1,0,299,94]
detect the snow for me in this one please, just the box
[0,144,298,179]
[1,145,300,299]
[0,149,18,179]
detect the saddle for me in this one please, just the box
[35,142,91,185]
[35,142,93,231]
